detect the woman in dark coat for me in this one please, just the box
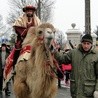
[0,43,10,95]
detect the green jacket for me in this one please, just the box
[55,45,98,98]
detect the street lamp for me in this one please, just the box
[85,0,91,34]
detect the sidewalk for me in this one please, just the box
[61,79,70,88]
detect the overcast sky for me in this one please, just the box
[0,0,98,33]
[0,0,9,23]
[52,0,98,33]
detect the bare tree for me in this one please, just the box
[0,15,5,31]
[39,0,55,22]
[7,0,55,24]
[0,15,9,37]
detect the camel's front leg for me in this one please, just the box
[13,61,30,98]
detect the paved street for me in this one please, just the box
[0,80,72,98]
[56,87,71,98]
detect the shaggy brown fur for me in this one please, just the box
[14,23,58,98]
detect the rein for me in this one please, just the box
[45,49,64,80]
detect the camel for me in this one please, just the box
[13,23,59,98]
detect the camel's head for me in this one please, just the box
[35,23,56,49]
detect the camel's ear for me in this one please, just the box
[35,27,44,36]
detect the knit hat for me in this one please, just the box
[1,43,6,47]
[81,34,93,44]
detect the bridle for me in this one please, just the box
[37,34,64,80]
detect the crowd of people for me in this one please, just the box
[0,4,98,98]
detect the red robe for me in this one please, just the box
[3,17,41,89]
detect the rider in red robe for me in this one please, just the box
[3,5,41,89]
[13,5,41,67]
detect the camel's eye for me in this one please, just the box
[47,31,52,34]
[38,31,43,35]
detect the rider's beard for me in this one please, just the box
[26,13,33,17]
